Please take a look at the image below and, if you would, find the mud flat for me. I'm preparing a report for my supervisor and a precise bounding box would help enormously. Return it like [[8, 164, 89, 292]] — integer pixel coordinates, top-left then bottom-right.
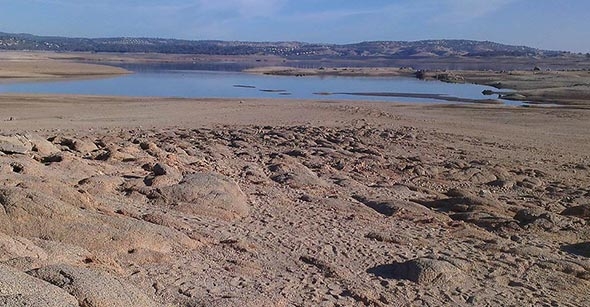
[[0, 92, 589, 306]]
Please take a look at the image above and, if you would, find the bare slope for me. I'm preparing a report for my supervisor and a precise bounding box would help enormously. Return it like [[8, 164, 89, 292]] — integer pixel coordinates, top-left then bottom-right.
[[0, 95, 588, 306]]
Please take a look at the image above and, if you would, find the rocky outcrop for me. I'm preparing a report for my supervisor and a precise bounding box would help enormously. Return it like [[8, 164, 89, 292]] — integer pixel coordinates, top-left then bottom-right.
[[0, 264, 78, 306], [29, 265, 160, 307], [370, 258, 465, 286], [152, 172, 250, 220]]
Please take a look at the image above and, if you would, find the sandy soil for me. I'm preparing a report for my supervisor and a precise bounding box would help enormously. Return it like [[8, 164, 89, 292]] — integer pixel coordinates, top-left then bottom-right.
[[0, 93, 589, 306], [0, 51, 129, 81]]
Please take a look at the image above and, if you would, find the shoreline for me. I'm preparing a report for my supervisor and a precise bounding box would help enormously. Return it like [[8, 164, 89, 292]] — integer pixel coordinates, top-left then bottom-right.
[[1, 51, 588, 107], [0, 93, 584, 132], [246, 66, 590, 107]]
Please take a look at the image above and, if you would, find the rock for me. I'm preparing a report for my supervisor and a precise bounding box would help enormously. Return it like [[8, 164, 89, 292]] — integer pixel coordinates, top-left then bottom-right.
[[268, 156, 328, 188], [154, 172, 249, 220], [0, 232, 48, 269], [517, 177, 543, 189], [299, 255, 340, 278], [0, 264, 78, 307], [416, 188, 509, 226], [32, 239, 93, 266], [0, 186, 195, 259], [561, 242, 590, 258], [486, 179, 514, 188], [284, 149, 308, 157], [450, 212, 516, 230], [352, 195, 431, 217], [464, 168, 497, 184], [537, 259, 589, 278], [0, 134, 60, 156], [515, 208, 577, 231], [369, 258, 465, 286], [58, 137, 98, 153], [41, 153, 64, 164], [561, 204, 590, 220], [152, 163, 168, 176], [365, 231, 401, 244], [0, 136, 28, 154], [139, 141, 155, 150], [23, 134, 61, 156], [141, 212, 188, 230], [242, 163, 268, 184], [77, 175, 125, 195], [299, 194, 313, 202], [29, 264, 159, 307], [91, 147, 136, 162], [144, 163, 182, 187], [514, 208, 547, 224], [0, 187, 81, 237]]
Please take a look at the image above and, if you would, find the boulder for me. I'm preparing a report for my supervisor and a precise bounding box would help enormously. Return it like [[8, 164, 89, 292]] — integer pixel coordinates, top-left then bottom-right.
[[0, 232, 48, 263], [29, 264, 159, 307], [152, 163, 169, 176], [58, 137, 98, 153], [268, 156, 328, 188], [515, 208, 578, 231], [416, 188, 512, 229], [0, 264, 78, 307], [0, 134, 60, 156], [0, 186, 195, 259], [561, 204, 590, 220], [144, 163, 182, 187], [23, 134, 61, 156], [154, 172, 249, 220], [369, 258, 465, 286], [0, 135, 28, 154]]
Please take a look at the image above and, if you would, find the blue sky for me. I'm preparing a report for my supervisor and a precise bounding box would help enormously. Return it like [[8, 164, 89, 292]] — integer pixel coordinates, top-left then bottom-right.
[[1, 0, 589, 52]]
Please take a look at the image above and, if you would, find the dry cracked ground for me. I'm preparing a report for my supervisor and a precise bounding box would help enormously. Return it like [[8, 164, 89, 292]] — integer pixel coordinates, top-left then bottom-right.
[[0, 117, 589, 306]]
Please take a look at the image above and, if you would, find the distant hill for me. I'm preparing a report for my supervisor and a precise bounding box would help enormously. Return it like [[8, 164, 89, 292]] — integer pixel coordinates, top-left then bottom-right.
[[0, 32, 566, 58]]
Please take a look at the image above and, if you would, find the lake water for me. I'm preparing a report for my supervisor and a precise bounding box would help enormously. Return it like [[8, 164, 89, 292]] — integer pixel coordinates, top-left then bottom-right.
[[0, 70, 508, 104]]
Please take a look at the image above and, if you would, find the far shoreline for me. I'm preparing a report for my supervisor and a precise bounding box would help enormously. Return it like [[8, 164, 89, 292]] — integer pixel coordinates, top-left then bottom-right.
[[245, 66, 590, 107], [1, 51, 589, 107]]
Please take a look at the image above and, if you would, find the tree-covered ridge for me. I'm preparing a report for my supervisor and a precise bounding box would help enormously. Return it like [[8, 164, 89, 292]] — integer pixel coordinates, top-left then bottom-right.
[[0, 32, 565, 58]]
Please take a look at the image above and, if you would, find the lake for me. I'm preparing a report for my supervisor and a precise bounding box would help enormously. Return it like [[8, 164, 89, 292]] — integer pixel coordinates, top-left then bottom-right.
[[0, 70, 509, 104]]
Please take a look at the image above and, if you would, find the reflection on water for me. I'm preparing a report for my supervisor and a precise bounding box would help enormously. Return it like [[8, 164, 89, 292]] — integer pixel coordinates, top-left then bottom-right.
[[0, 70, 513, 104]]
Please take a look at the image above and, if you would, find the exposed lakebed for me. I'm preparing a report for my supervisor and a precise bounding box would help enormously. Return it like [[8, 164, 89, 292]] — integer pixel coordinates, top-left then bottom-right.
[[0, 69, 511, 104]]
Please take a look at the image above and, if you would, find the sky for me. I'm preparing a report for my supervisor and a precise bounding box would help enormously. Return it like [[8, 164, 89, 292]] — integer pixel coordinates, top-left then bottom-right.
[[0, 0, 589, 52]]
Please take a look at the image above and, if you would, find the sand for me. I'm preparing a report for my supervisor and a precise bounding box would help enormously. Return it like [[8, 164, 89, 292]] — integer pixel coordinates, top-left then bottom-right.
[[0, 51, 129, 81], [0, 55, 589, 306]]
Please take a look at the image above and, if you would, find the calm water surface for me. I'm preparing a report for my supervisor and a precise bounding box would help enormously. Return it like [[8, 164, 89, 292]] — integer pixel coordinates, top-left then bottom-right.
[[0, 70, 508, 104]]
